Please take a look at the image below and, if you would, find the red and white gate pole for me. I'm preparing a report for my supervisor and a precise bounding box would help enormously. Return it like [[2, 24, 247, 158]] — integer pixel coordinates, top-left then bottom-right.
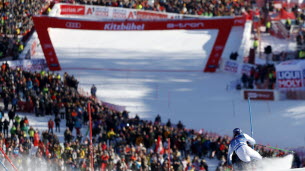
[[0, 147, 18, 171], [87, 102, 94, 171], [168, 138, 170, 171]]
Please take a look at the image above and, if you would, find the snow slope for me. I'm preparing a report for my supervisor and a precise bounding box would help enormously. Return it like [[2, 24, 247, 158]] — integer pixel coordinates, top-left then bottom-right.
[[31, 28, 305, 151]]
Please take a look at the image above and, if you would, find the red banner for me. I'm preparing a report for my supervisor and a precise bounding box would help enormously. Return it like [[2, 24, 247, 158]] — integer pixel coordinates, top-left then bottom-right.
[[244, 90, 275, 100], [60, 4, 85, 15], [32, 16, 239, 72]]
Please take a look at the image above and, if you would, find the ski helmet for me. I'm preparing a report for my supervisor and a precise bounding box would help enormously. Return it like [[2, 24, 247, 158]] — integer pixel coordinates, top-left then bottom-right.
[[233, 128, 242, 135]]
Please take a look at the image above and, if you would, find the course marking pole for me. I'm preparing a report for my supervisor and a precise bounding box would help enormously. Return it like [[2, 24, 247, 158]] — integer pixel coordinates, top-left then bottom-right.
[[0, 148, 17, 171], [0, 160, 8, 171], [248, 97, 253, 138]]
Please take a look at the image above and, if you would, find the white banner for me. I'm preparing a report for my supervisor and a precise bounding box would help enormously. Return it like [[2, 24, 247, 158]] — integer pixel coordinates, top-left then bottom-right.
[[6, 59, 48, 71], [54, 3, 183, 19], [221, 59, 255, 76]]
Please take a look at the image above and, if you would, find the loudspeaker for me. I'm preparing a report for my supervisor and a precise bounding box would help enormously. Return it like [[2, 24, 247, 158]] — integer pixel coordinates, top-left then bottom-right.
[[230, 52, 238, 60]]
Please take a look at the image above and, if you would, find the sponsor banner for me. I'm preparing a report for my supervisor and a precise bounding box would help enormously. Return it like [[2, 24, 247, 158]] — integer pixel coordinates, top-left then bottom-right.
[[86, 6, 110, 17], [168, 14, 182, 19], [182, 15, 246, 27], [234, 16, 246, 26], [244, 90, 275, 100], [60, 4, 85, 15], [65, 21, 82, 29], [104, 22, 145, 30], [221, 59, 255, 76], [40, 41, 61, 70], [60, 4, 182, 19], [166, 21, 205, 29], [30, 40, 37, 57], [241, 63, 255, 76], [19, 32, 39, 59], [7, 59, 47, 71], [112, 8, 128, 19], [136, 11, 168, 19], [224, 60, 238, 73], [277, 71, 302, 88]]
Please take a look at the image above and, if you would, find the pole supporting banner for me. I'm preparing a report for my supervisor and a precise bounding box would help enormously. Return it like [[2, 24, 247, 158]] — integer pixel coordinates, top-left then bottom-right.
[[87, 102, 94, 171]]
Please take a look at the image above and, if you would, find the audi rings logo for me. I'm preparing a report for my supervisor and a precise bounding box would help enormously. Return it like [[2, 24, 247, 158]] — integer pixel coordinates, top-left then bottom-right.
[[65, 22, 81, 29]]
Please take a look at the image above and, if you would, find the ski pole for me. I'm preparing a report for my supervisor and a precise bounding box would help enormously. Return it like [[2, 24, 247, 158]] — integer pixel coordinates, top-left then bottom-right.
[[0, 148, 18, 171], [248, 97, 254, 148], [0, 160, 8, 171], [255, 144, 295, 153]]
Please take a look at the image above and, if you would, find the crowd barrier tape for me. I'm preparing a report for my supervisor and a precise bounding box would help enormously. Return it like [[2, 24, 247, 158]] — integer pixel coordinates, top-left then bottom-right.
[[4, 59, 48, 71]]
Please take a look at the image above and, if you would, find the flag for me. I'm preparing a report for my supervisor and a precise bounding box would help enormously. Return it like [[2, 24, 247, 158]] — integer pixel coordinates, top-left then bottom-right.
[[155, 136, 164, 154]]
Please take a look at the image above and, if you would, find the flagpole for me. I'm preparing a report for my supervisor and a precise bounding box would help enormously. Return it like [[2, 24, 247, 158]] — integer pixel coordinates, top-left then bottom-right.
[[87, 102, 94, 171]]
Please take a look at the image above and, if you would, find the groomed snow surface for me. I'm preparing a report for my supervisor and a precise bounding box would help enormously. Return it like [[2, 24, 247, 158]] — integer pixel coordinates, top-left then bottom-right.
[[27, 28, 305, 170]]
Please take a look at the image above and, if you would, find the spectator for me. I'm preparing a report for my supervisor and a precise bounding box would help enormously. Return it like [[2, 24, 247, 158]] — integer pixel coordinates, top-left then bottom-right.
[[74, 118, 82, 136], [0, 107, 3, 120], [177, 120, 184, 129], [155, 114, 161, 125], [59, 103, 66, 119], [8, 108, 15, 125], [253, 37, 259, 52], [285, 18, 292, 31], [55, 115, 61, 133], [48, 118, 54, 134], [3, 118, 9, 137], [3, 93, 10, 111], [91, 84, 97, 98], [265, 20, 271, 33], [28, 126, 35, 142], [33, 130, 40, 146]]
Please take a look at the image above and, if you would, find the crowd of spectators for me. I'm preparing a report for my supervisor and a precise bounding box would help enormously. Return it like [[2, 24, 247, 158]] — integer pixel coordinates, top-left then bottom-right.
[[72, 0, 253, 17], [239, 64, 276, 90], [0, 62, 301, 170], [0, 0, 49, 60]]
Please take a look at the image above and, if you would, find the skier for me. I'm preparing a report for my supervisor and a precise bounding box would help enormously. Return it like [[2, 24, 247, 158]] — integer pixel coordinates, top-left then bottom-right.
[[227, 128, 262, 165]]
